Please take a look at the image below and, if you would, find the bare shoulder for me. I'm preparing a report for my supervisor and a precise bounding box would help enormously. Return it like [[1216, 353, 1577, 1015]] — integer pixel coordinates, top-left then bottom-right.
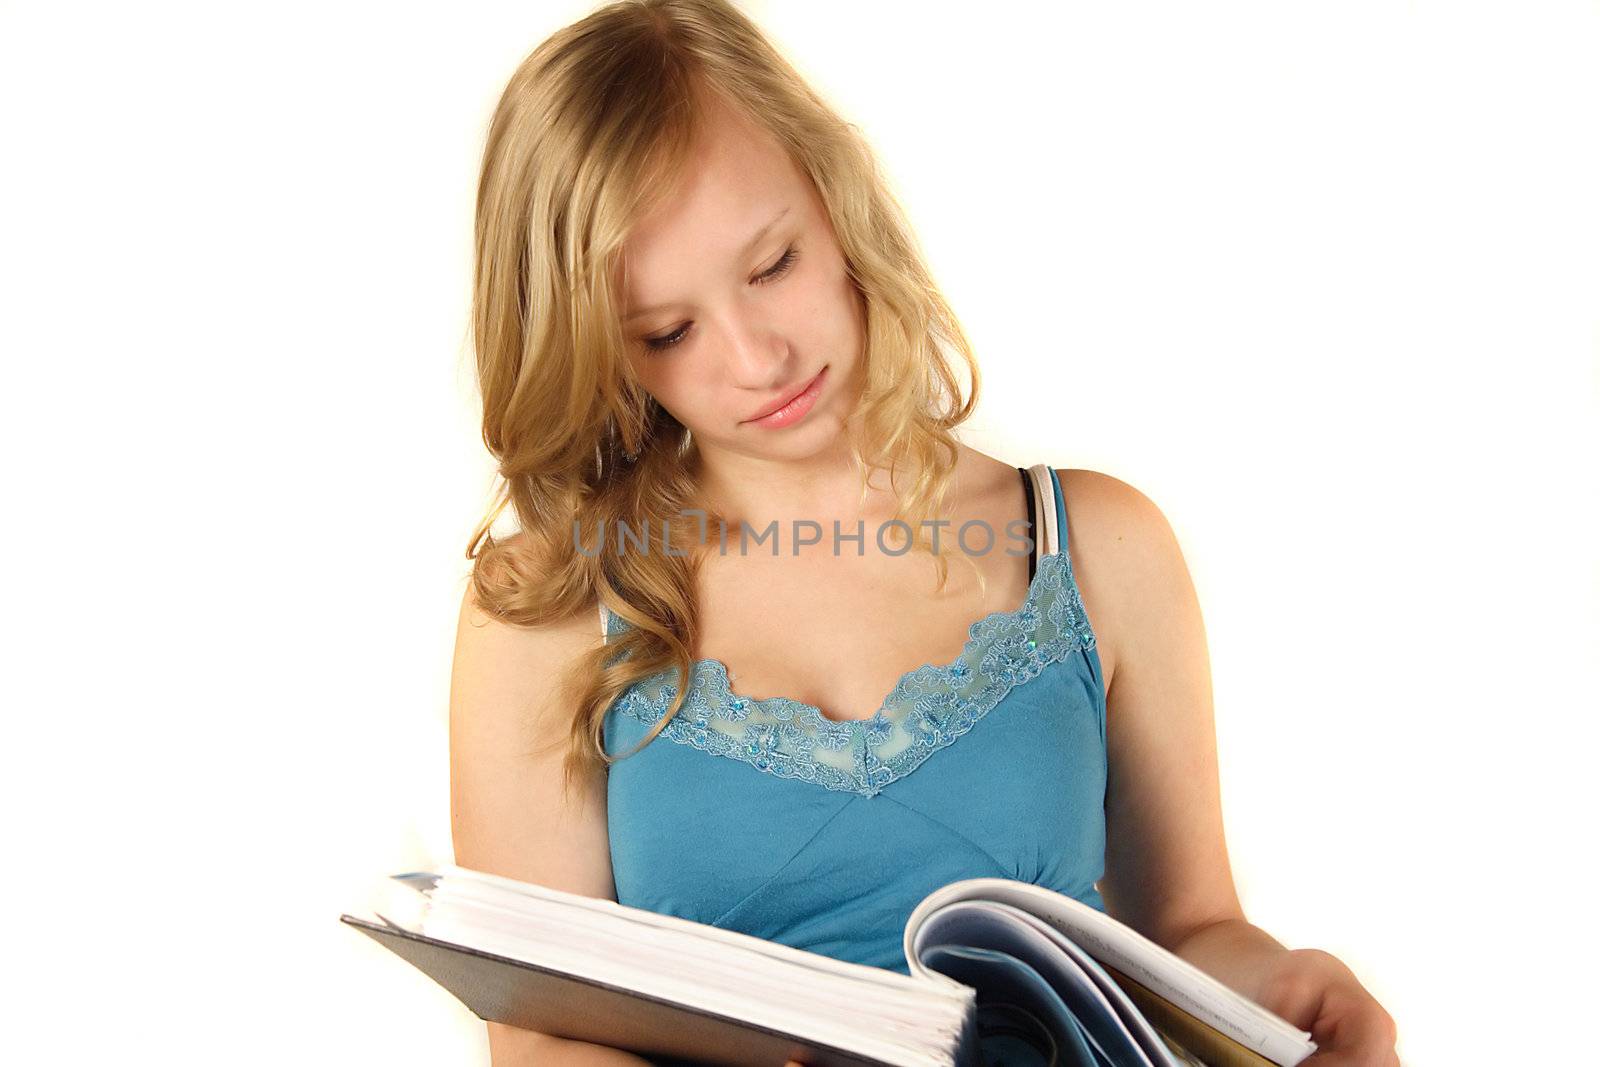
[[452, 582, 603, 708], [449, 582, 616, 901], [1053, 468, 1187, 693], [1053, 468, 1171, 539]]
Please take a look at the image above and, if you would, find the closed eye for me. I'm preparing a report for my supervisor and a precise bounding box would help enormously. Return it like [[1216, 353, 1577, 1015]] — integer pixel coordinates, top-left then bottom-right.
[[642, 245, 801, 352], [753, 245, 799, 286]]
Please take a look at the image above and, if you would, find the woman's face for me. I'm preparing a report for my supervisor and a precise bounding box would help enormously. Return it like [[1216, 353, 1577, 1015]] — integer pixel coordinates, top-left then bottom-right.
[[616, 97, 865, 463]]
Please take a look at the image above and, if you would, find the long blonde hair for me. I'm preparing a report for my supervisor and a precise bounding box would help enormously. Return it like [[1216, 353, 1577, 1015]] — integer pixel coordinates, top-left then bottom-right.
[[466, 0, 982, 801]]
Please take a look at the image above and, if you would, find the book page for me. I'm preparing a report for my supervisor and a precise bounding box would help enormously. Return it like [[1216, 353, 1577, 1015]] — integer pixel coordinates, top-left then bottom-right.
[[904, 879, 1315, 1067]]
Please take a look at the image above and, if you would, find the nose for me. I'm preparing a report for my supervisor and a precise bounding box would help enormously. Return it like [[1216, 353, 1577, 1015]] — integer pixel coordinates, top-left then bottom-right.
[[716, 305, 792, 390]]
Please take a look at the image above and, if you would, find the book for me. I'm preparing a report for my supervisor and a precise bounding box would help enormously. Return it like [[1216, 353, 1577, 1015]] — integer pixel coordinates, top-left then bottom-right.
[[341, 865, 1318, 1067]]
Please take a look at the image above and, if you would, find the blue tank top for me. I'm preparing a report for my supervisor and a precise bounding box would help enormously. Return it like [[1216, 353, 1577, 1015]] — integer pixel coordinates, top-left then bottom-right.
[[600, 464, 1108, 977]]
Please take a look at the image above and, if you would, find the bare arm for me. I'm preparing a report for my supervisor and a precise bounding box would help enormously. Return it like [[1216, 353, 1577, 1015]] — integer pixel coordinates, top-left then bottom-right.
[[1057, 469, 1248, 953], [484, 1026, 655, 1067], [1062, 469, 1398, 1064], [449, 583, 655, 1067]]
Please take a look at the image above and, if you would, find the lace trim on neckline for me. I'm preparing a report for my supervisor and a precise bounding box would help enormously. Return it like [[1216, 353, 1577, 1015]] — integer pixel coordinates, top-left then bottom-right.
[[609, 550, 1097, 797]]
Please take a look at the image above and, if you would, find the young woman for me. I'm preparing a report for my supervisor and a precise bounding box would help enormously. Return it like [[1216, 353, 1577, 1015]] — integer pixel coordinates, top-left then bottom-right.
[[448, 2, 1399, 1065]]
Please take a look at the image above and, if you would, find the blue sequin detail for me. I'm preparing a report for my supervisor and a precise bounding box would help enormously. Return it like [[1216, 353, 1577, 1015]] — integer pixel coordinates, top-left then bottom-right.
[[609, 550, 1097, 798]]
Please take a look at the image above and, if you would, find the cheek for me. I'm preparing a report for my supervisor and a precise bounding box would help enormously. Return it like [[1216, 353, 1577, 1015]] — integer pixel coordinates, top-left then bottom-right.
[[641, 355, 721, 420], [627, 356, 693, 419], [791, 262, 860, 343]]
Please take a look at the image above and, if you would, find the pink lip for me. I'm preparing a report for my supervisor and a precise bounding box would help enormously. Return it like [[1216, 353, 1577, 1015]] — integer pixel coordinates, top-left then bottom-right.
[[743, 367, 827, 427]]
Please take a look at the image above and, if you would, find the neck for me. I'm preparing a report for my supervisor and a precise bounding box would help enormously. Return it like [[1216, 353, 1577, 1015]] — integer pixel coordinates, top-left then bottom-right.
[[692, 447, 890, 532]]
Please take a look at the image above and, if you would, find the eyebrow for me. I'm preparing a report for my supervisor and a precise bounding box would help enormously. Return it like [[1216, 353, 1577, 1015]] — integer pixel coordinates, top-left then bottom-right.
[[623, 205, 792, 324]]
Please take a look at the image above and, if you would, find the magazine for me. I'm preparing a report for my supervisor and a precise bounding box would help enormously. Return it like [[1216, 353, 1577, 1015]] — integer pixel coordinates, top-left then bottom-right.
[[342, 865, 1316, 1067]]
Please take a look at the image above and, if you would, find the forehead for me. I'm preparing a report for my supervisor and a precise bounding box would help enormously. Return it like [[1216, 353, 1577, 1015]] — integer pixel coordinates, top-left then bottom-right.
[[620, 97, 809, 294]]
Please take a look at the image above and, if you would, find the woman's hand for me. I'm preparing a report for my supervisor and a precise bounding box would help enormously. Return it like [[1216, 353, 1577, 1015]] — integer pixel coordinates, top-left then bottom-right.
[[1255, 948, 1399, 1066]]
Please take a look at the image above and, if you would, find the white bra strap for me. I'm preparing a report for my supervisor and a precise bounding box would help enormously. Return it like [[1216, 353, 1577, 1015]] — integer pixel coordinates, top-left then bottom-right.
[[598, 599, 608, 639], [1025, 463, 1059, 558]]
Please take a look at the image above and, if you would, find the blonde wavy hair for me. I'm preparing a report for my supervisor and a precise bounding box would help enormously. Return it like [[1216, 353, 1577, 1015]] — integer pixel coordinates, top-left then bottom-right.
[[465, 0, 983, 801]]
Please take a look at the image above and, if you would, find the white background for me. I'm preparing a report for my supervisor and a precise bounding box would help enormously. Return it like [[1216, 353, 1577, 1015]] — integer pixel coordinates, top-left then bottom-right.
[[3, 1, 1595, 1063]]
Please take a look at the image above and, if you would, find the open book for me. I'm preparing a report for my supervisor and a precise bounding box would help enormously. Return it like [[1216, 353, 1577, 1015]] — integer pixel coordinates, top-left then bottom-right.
[[342, 865, 1316, 1067]]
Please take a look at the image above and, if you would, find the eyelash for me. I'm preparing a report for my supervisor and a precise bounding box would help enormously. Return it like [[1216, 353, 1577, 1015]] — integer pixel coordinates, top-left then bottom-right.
[[642, 246, 800, 352]]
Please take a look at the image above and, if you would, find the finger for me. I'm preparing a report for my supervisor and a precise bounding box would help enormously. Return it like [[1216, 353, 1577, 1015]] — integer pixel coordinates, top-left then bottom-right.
[[1319, 984, 1399, 1065], [1256, 958, 1330, 1031], [1299, 1045, 1399, 1067], [1299, 1051, 1363, 1067]]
